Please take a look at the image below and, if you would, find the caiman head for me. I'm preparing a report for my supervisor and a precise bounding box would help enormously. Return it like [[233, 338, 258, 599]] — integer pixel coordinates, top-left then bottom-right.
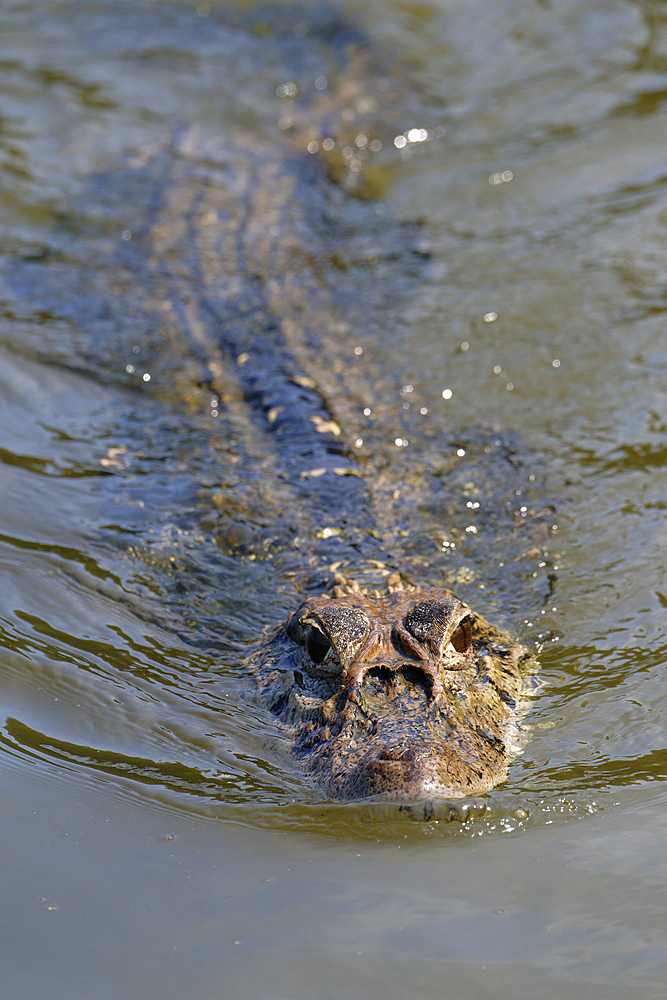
[[255, 573, 527, 801]]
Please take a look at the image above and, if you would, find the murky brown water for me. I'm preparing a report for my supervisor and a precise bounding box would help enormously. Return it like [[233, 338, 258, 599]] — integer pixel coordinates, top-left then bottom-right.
[[2, 0, 667, 995]]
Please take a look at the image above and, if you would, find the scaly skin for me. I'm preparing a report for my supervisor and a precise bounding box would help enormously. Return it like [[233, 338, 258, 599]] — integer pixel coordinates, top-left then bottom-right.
[[251, 573, 530, 801]]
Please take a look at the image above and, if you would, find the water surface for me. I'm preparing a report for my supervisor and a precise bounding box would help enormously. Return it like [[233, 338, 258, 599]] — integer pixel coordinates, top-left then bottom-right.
[[2, 0, 667, 995]]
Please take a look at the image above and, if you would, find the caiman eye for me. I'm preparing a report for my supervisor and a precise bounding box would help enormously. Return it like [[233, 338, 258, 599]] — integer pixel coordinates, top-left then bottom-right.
[[305, 626, 332, 664], [451, 617, 473, 653]]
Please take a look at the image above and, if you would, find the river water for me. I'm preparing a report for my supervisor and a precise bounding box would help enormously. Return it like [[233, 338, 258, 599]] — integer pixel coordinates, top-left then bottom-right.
[[2, 0, 667, 996]]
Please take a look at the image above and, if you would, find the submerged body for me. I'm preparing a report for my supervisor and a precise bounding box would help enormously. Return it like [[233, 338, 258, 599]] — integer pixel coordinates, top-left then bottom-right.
[[101, 128, 533, 800], [4, 12, 541, 803]]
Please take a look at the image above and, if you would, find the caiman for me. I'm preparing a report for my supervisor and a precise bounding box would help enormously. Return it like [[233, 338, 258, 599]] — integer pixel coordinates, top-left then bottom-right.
[[5, 5, 541, 804]]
